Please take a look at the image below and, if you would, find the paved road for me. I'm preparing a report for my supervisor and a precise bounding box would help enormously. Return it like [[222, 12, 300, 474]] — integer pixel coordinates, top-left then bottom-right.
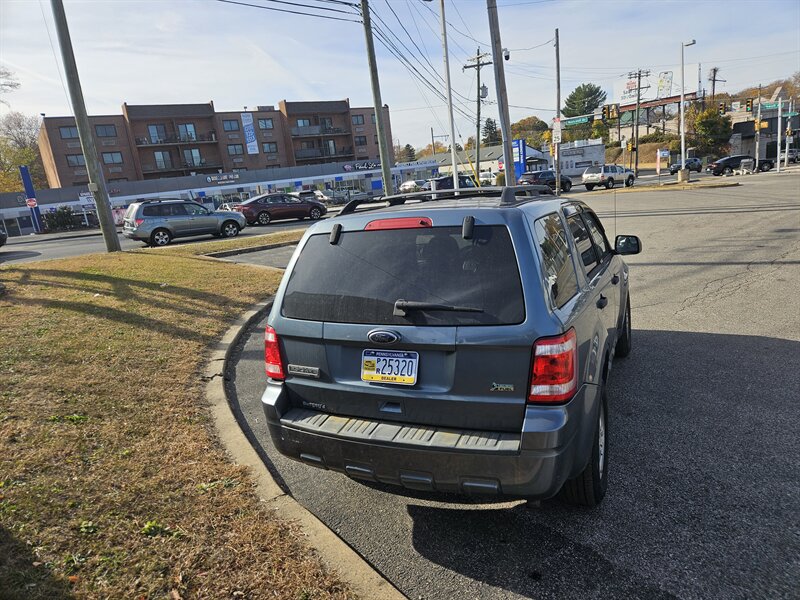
[[0, 219, 307, 265], [227, 171, 800, 599]]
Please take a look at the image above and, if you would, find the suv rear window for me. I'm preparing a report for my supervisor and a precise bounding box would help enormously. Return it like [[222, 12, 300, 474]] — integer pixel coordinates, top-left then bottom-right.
[[584, 166, 600, 174], [282, 226, 525, 326]]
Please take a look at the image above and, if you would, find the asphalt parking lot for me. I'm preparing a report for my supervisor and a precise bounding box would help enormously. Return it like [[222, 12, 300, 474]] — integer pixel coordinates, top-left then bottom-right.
[[226, 171, 799, 599]]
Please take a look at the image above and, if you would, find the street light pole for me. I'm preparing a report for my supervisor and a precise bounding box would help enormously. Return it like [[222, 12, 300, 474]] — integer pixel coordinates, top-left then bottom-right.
[[680, 39, 696, 173]]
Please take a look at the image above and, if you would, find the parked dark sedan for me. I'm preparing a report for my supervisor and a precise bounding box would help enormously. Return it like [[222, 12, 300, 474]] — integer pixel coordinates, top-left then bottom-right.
[[231, 193, 327, 225], [706, 155, 773, 175], [669, 157, 702, 174], [0, 227, 6, 248], [518, 170, 573, 192]]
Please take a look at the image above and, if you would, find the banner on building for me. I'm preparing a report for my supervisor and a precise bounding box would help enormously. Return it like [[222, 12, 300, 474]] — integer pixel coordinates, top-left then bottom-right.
[[241, 113, 259, 155], [656, 71, 673, 99]]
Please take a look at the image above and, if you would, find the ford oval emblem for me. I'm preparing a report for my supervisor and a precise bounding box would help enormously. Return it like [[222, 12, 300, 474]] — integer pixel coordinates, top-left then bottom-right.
[[368, 329, 401, 345]]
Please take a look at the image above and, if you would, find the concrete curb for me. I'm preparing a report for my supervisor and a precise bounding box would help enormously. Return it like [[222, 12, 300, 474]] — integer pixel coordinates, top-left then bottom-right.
[[205, 239, 299, 259], [205, 301, 405, 600], [586, 181, 741, 195], [6, 230, 122, 244]]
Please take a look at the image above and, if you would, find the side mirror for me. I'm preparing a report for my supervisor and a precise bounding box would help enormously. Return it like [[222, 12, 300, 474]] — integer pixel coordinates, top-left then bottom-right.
[[615, 235, 641, 255]]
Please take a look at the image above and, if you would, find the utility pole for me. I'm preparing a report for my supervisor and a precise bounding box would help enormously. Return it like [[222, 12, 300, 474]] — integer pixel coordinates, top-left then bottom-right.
[[554, 28, 562, 195], [755, 84, 762, 171], [360, 0, 394, 195], [464, 49, 491, 184], [777, 97, 782, 173], [628, 68, 650, 177], [430, 0, 460, 190], [50, 0, 120, 252], [430, 127, 448, 157], [708, 67, 726, 103], [487, 0, 515, 185]]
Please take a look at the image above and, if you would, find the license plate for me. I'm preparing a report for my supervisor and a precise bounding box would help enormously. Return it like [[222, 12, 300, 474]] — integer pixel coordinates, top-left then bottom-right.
[[361, 349, 418, 385]]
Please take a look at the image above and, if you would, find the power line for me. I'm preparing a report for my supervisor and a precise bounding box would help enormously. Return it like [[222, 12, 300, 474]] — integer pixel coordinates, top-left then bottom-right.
[[214, 0, 361, 22], [37, 0, 71, 109]]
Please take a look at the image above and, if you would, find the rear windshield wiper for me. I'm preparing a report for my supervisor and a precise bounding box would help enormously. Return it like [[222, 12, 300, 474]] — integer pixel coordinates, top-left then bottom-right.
[[393, 299, 484, 317]]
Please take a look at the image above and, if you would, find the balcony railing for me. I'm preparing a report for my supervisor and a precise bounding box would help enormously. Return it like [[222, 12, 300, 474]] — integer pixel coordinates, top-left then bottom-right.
[[135, 132, 217, 146], [291, 125, 351, 137], [295, 146, 354, 160], [141, 160, 221, 173]]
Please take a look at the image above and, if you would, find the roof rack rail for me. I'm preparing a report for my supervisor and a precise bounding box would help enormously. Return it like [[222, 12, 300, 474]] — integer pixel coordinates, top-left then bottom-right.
[[337, 185, 552, 216]]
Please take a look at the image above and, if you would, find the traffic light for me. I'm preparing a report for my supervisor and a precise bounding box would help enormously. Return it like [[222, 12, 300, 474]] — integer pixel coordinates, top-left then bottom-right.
[[626, 141, 633, 152], [609, 104, 620, 119], [745, 98, 753, 112], [718, 103, 726, 116], [602, 105, 609, 120]]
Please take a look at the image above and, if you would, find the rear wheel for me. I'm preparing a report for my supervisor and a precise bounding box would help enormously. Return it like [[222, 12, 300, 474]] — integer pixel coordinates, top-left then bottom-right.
[[149, 228, 171, 247], [221, 220, 240, 238], [257, 211, 271, 225], [558, 388, 608, 507], [585, 184, 595, 191], [563, 181, 572, 192], [605, 178, 615, 189], [723, 166, 733, 175], [615, 297, 632, 358], [625, 176, 634, 187]]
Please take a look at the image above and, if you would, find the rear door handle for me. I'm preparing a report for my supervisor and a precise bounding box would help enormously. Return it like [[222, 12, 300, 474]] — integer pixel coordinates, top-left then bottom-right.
[[597, 295, 608, 309], [611, 273, 620, 285]]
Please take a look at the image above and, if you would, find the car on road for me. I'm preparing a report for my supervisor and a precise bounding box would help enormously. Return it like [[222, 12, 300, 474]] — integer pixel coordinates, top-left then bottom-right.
[[669, 157, 703, 174], [582, 164, 635, 190], [420, 174, 477, 191], [706, 154, 773, 175], [122, 199, 246, 247], [478, 171, 497, 186], [297, 189, 331, 203], [518, 169, 573, 192], [779, 149, 798, 163], [230, 192, 327, 226], [398, 179, 427, 193], [0, 227, 6, 248], [261, 186, 642, 507]]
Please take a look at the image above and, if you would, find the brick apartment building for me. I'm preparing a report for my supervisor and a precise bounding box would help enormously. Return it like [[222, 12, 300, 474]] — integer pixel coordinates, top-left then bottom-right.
[[38, 99, 393, 188]]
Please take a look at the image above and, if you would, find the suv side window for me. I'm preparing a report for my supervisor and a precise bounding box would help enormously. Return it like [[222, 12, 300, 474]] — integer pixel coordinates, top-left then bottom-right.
[[567, 214, 599, 274], [167, 204, 188, 216], [582, 211, 611, 261], [184, 203, 207, 216], [532, 213, 578, 309], [142, 205, 161, 217]]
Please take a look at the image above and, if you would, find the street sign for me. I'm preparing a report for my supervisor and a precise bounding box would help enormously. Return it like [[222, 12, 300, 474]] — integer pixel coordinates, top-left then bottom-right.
[[26, 198, 37, 208], [563, 116, 590, 127], [759, 121, 769, 129], [552, 118, 562, 143], [761, 102, 779, 110], [785, 111, 799, 118]]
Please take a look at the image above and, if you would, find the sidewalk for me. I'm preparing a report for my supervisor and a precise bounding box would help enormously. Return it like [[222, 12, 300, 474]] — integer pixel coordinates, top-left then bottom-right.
[[6, 228, 121, 245]]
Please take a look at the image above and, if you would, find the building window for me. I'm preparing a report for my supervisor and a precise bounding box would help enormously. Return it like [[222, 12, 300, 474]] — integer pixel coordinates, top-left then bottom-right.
[[102, 152, 123, 164], [183, 148, 202, 166], [178, 123, 196, 141], [374, 135, 378, 144], [371, 113, 376, 124], [262, 142, 278, 153], [154, 151, 172, 169], [354, 136, 367, 146], [300, 141, 315, 149], [258, 118, 274, 130], [148, 124, 167, 143], [321, 117, 333, 129], [227, 144, 244, 156], [223, 119, 240, 131], [95, 124, 117, 137], [59, 126, 79, 139], [352, 114, 365, 125], [66, 154, 85, 166], [297, 118, 311, 127]]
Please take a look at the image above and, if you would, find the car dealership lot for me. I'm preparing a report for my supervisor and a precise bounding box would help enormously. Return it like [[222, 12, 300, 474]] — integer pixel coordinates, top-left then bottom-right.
[[227, 173, 799, 599]]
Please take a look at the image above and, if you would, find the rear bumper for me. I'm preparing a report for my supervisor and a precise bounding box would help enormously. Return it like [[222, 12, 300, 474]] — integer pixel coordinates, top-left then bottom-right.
[[261, 382, 601, 499]]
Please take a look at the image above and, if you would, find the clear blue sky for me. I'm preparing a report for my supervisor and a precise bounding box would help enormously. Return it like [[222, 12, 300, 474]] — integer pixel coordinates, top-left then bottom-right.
[[1, 0, 798, 148]]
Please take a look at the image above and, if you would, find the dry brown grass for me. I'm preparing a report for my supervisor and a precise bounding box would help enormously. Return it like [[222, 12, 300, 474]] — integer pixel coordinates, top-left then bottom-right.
[[0, 253, 352, 599]]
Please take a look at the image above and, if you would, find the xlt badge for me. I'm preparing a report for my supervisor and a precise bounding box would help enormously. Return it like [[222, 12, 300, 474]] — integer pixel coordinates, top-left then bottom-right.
[[490, 383, 514, 392], [288, 364, 320, 378]]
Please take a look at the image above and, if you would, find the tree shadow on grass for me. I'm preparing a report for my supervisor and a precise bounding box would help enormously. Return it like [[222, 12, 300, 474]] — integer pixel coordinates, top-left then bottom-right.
[[0, 525, 72, 599]]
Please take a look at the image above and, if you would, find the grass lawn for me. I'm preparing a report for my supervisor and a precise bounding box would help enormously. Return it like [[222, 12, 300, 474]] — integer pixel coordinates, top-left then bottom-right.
[[0, 250, 351, 599]]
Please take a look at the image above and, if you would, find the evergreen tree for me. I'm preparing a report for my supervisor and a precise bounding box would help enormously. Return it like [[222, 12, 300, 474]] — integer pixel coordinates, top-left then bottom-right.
[[482, 118, 501, 145], [562, 83, 607, 118], [401, 143, 416, 162]]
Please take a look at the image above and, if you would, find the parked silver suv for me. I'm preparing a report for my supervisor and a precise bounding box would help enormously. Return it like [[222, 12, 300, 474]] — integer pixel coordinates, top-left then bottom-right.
[[122, 199, 246, 246], [261, 186, 642, 506], [582, 164, 635, 190]]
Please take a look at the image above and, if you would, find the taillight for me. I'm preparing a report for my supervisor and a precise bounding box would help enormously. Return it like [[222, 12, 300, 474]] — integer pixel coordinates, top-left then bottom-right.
[[265, 325, 285, 380], [365, 217, 432, 230], [135, 218, 145, 226], [529, 329, 577, 403]]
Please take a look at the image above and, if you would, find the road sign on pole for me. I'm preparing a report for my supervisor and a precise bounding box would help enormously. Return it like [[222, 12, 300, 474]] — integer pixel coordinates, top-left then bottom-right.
[[552, 118, 562, 143], [26, 198, 37, 208]]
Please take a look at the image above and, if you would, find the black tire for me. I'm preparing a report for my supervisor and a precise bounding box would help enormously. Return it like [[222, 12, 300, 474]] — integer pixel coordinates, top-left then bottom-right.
[[760, 162, 771, 172], [221, 220, 240, 238], [615, 296, 632, 358], [558, 388, 608, 507], [625, 176, 634, 187], [309, 207, 322, 220], [257, 211, 271, 225], [149, 228, 171, 247], [585, 184, 595, 191], [723, 167, 733, 175], [563, 181, 572, 192], [605, 178, 615, 189]]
